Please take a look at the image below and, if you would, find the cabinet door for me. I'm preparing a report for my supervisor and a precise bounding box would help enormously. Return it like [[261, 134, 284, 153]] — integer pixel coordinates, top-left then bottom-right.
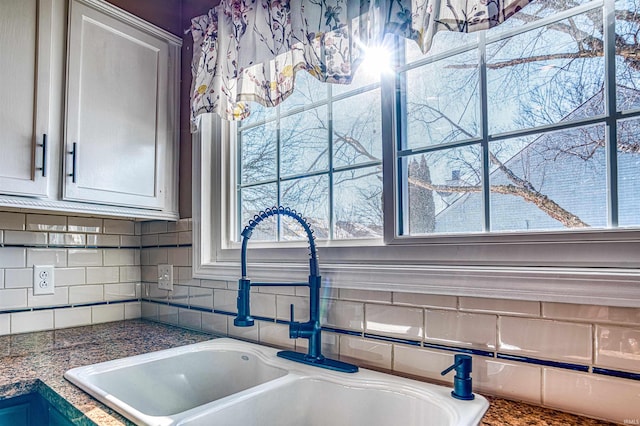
[[0, 0, 52, 197], [64, 0, 172, 210]]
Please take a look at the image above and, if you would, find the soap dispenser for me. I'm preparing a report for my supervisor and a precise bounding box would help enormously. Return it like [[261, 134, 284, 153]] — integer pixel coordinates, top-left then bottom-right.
[[440, 354, 475, 400]]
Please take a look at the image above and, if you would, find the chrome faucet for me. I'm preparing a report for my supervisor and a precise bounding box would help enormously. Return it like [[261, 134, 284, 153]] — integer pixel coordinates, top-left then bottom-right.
[[234, 206, 358, 373]]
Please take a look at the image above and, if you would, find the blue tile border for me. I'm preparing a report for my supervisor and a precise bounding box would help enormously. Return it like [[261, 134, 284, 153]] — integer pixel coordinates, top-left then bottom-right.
[[321, 326, 362, 336], [496, 353, 589, 372], [422, 342, 495, 358], [0, 299, 140, 315], [593, 367, 640, 381], [364, 333, 421, 346]]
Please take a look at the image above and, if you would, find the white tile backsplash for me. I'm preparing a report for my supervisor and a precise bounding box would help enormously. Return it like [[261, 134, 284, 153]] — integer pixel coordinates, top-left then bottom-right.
[[543, 302, 640, 325], [0, 289, 27, 309], [28, 287, 69, 307], [26, 214, 66, 231], [201, 311, 228, 335], [104, 283, 137, 301], [365, 304, 423, 340], [26, 248, 66, 267], [103, 219, 135, 235], [11, 310, 53, 333], [323, 299, 364, 331], [595, 324, 640, 372], [4, 231, 47, 246], [69, 285, 104, 304], [543, 368, 640, 423], [92, 304, 125, 323], [339, 335, 392, 370], [86, 267, 119, 284], [55, 307, 92, 328], [67, 216, 102, 233], [55, 268, 86, 286], [0, 212, 26, 230], [499, 317, 592, 364], [48, 233, 85, 247], [425, 310, 497, 350], [4, 268, 33, 289], [0, 248, 26, 268], [67, 249, 101, 267], [258, 321, 294, 349]]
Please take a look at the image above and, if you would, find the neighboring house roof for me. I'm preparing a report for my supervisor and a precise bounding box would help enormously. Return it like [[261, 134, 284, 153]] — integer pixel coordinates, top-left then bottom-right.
[[434, 86, 640, 232]]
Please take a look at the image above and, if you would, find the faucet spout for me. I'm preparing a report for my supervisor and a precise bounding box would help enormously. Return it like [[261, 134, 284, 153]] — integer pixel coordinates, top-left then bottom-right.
[[234, 206, 357, 373]]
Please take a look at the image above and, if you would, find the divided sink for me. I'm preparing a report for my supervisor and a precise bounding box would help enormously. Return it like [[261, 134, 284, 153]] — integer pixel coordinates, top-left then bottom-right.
[[64, 338, 489, 425]]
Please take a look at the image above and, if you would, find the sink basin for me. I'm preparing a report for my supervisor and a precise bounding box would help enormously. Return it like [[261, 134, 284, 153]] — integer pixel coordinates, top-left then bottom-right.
[[65, 338, 489, 426], [186, 376, 478, 426], [64, 340, 288, 425]]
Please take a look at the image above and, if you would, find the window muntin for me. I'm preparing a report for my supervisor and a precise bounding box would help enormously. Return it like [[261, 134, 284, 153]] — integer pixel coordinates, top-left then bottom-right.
[[237, 67, 383, 242], [236, 0, 640, 242]]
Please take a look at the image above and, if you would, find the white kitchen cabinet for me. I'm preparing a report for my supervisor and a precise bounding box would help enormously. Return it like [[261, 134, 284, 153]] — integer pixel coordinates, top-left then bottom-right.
[[0, 0, 53, 198], [64, 0, 180, 212], [0, 0, 180, 220]]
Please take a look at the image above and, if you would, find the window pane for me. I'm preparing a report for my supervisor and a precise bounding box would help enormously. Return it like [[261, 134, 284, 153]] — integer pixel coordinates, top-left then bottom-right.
[[487, 9, 605, 134], [240, 184, 278, 241], [404, 49, 480, 149], [281, 175, 329, 240], [333, 89, 382, 168], [281, 70, 327, 114], [241, 102, 276, 127], [616, 0, 640, 112], [334, 166, 383, 239], [618, 118, 640, 227], [488, 0, 595, 36], [404, 32, 476, 65], [405, 146, 483, 235], [240, 123, 277, 184], [490, 125, 607, 231], [333, 59, 381, 96], [280, 106, 328, 177]]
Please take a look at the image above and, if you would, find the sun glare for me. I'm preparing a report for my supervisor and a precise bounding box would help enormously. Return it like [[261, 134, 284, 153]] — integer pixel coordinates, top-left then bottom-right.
[[361, 44, 393, 77]]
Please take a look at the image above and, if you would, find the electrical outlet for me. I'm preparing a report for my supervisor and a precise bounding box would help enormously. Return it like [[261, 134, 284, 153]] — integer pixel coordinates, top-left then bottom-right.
[[158, 264, 173, 291], [33, 265, 55, 295]]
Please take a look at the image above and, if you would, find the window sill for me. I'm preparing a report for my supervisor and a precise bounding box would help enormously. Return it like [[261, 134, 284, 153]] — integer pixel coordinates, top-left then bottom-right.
[[193, 258, 640, 308]]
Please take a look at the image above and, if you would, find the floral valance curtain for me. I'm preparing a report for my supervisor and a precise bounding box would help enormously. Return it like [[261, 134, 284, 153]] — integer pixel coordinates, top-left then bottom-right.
[[189, 0, 532, 129]]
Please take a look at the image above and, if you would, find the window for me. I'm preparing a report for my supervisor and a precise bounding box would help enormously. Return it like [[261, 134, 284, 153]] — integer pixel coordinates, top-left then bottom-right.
[[194, 0, 640, 306]]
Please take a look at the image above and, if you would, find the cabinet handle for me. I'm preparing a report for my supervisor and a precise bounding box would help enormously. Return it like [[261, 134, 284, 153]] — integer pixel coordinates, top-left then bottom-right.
[[36, 134, 47, 177], [69, 142, 77, 183]]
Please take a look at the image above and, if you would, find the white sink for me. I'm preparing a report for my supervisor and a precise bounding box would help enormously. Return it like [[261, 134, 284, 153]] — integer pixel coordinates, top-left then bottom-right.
[[65, 338, 489, 426]]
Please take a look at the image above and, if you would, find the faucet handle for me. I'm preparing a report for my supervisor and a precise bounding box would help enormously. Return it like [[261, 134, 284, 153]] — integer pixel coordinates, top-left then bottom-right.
[[289, 303, 302, 339]]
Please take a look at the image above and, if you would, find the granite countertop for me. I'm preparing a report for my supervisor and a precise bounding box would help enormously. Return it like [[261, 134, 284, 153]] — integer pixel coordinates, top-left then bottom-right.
[[0, 319, 617, 425]]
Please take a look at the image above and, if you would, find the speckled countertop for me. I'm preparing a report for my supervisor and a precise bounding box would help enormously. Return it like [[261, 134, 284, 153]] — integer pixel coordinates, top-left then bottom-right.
[[0, 320, 618, 425]]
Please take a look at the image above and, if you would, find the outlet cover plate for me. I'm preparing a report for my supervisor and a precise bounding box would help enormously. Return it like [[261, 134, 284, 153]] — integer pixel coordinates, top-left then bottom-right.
[[158, 264, 173, 291], [33, 265, 55, 295]]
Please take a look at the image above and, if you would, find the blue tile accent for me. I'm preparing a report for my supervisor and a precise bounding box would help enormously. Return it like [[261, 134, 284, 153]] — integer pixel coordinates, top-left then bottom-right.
[[321, 326, 362, 336], [496, 353, 589, 372], [253, 315, 275, 322], [186, 305, 214, 313], [363, 333, 421, 346], [0, 308, 32, 315], [213, 309, 237, 317], [422, 342, 495, 358], [0, 299, 138, 315], [593, 367, 640, 381]]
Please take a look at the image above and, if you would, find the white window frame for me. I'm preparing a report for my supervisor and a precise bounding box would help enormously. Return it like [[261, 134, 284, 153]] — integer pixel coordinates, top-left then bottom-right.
[[192, 0, 640, 307]]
